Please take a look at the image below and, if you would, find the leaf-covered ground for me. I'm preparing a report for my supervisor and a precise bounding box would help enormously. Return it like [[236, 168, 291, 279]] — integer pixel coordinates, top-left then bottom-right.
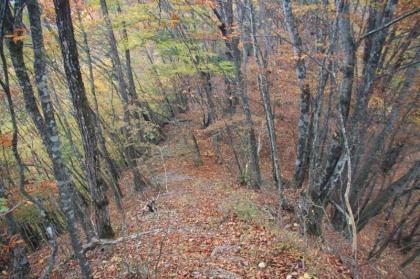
[[27, 119, 415, 278]]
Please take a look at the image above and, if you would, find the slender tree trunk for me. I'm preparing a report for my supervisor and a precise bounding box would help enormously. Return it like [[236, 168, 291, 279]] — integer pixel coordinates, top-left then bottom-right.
[[99, 0, 147, 192], [213, 0, 238, 114], [53, 0, 114, 240], [232, 35, 261, 188], [249, 2, 283, 194], [282, 0, 311, 188], [201, 71, 216, 127], [116, 1, 152, 124], [74, 0, 123, 208], [144, 48, 176, 118], [4, 2, 92, 277]]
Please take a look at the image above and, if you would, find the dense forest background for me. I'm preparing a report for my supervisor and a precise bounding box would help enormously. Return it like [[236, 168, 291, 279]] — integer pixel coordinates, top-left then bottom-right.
[[0, 0, 418, 278]]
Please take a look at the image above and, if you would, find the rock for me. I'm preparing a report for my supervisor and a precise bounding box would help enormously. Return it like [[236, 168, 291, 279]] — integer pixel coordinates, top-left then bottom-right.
[[258, 262, 266, 269], [205, 268, 242, 279], [286, 275, 292, 279], [291, 271, 298, 276]]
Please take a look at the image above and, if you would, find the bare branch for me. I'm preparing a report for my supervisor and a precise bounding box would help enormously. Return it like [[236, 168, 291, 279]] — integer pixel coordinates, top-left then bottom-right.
[[358, 8, 420, 43]]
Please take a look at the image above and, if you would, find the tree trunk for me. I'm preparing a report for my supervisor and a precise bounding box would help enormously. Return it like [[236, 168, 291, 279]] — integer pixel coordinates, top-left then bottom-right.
[[249, 2, 283, 194], [201, 71, 216, 127], [213, 132, 222, 164], [353, 0, 398, 125], [4, 2, 92, 277], [116, 1, 153, 123], [213, 0, 238, 115], [99, 0, 147, 192], [74, 0, 123, 208], [53, 0, 114, 240], [233, 42, 261, 188], [282, 0, 312, 188], [228, 2, 261, 188]]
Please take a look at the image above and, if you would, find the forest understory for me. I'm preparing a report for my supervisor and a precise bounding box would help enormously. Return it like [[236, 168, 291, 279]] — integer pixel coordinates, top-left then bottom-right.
[[22, 117, 418, 279]]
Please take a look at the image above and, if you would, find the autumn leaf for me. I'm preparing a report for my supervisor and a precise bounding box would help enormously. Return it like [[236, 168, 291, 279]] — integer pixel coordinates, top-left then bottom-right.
[[0, 133, 12, 148], [169, 12, 180, 28], [170, 12, 180, 21]]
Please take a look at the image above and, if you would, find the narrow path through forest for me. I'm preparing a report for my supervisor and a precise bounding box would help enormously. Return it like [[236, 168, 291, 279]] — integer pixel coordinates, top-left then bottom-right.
[[32, 122, 352, 278]]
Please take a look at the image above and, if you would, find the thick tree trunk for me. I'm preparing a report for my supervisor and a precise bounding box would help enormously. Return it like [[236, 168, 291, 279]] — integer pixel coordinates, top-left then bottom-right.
[[307, 143, 345, 236], [353, 0, 398, 125], [305, 0, 357, 236]]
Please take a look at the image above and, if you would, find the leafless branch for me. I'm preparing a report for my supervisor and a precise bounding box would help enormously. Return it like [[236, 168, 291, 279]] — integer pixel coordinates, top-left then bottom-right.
[[358, 8, 420, 43]]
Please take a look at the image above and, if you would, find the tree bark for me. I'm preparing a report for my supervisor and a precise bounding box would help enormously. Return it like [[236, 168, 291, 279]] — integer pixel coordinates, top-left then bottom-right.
[[116, 1, 153, 123], [74, 0, 123, 208], [227, 0, 261, 188], [249, 2, 283, 194], [4, 1, 92, 277], [53, 0, 114, 240], [233, 42, 261, 188], [213, 0, 238, 114], [282, 0, 312, 188]]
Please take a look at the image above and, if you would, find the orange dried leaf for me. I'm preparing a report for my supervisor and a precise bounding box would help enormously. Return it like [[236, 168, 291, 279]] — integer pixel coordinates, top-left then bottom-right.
[[0, 133, 12, 148], [170, 12, 180, 21]]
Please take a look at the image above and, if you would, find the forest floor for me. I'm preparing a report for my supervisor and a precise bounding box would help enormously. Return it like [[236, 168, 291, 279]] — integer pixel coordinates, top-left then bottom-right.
[[28, 117, 417, 279]]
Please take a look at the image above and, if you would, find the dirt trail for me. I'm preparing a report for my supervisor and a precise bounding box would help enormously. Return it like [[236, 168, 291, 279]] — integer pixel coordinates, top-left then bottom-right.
[[31, 122, 350, 279], [85, 124, 347, 279]]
